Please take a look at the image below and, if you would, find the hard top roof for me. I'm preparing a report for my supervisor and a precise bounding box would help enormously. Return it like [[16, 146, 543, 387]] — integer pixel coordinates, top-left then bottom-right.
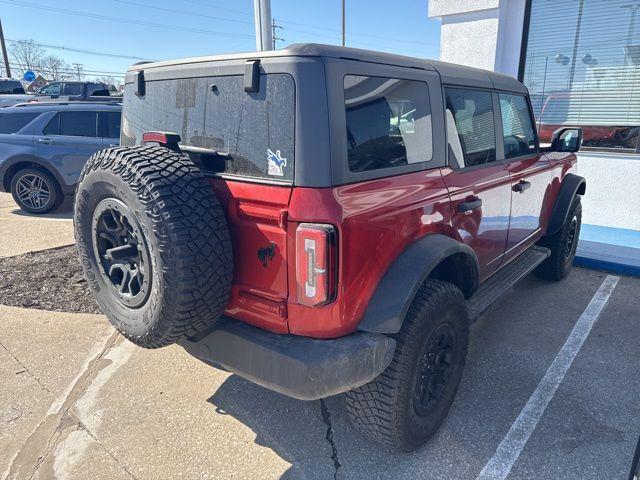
[[128, 43, 527, 94]]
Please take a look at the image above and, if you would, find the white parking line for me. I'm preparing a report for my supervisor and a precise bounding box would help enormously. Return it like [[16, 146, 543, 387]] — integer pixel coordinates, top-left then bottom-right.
[[476, 274, 620, 480]]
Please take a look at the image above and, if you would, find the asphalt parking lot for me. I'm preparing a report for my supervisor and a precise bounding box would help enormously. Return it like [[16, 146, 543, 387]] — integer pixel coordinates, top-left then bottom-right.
[[1, 191, 639, 480]]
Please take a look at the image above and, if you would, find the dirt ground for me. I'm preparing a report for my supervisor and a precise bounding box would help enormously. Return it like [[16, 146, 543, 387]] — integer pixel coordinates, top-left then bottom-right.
[[0, 245, 100, 314]]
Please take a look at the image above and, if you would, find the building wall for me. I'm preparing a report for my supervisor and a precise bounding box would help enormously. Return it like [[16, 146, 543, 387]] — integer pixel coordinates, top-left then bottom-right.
[[429, 0, 526, 76], [577, 153, 640, 230]]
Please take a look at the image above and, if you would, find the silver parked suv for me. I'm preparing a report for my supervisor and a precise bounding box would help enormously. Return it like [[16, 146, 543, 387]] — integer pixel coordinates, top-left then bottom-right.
[[0, 102, 121, 213]]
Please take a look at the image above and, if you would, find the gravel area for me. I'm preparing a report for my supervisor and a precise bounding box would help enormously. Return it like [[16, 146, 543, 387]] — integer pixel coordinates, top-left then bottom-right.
[[0, 245, 101, 314]]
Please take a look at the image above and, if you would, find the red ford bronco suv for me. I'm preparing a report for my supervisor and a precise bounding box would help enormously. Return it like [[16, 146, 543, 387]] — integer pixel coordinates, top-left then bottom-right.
[[74, 44, 585, 451]]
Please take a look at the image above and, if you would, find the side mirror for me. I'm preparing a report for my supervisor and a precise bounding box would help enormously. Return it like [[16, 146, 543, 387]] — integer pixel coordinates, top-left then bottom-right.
[[550, 127, 582, 153]]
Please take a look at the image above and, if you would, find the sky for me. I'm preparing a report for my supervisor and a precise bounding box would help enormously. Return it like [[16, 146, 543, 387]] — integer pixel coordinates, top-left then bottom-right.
[[0, 0, 441, 83]]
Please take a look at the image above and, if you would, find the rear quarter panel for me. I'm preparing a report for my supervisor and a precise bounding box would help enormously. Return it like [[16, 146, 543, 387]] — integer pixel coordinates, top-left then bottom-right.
[[286, 169, 452, 338]]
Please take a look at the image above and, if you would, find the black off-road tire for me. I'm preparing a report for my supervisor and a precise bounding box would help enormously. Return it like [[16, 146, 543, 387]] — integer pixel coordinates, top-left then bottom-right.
[[10, 167, 63, 214], [346, 279, 469, 451], [536, 196, 582, 281], [74, 146, 233, 348]]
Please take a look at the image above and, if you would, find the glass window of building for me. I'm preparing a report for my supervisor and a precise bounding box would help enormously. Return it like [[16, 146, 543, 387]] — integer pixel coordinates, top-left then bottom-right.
[[521, 0, 640, 152]]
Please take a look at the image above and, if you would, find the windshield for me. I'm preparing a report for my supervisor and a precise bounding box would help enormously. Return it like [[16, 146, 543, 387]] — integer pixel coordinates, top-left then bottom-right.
[[122, 73, 295, 182]]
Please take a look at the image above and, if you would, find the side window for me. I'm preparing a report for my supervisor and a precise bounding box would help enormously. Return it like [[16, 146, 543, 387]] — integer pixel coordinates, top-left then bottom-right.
[[344, 75, 432, 173], [0, 113, 39, 134], [0, 80, 25, 94], [63, 83, 83, 96], [445, 88, 496, 168], [39, 83, 61, 96], [499, 93, 537, 158], [105, 111, 121, 138], [57, 111, 98, 137], [43, 113, 60, 135], [89, 85, 110, 96]]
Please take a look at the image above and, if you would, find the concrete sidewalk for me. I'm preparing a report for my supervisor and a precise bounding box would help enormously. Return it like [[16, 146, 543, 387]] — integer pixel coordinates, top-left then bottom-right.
[[0, 193, 74, 258], [1, 268, 639, 480]]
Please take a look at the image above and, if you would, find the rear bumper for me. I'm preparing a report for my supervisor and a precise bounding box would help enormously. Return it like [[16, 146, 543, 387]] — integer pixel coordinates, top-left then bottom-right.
[[180, 317, 396, 400]]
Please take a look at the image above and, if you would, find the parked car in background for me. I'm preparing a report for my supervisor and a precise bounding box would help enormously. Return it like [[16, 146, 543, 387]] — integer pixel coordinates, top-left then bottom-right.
[[0, 78, 32, 108], [538, 91, 639, 151], [0, 102, 121, 213], [32, 81, 121, 103]]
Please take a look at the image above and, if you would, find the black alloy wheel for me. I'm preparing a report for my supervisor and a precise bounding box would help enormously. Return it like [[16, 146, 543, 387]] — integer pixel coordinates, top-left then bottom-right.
[[92, 198, 151, 309], [413, 323, 457, 417]]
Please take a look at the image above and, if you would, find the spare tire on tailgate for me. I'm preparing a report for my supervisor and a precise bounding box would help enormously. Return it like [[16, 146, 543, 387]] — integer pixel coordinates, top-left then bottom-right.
[[74, 146, 233, 348]]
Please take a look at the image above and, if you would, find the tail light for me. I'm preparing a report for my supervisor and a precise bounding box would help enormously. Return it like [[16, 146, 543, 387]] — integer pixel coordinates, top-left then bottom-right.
[[142, 131, 181, 150], [295, 223, 337, 307]]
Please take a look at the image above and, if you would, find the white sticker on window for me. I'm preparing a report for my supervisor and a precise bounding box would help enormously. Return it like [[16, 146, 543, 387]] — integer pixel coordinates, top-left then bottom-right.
[[267, 148, 287, 176]]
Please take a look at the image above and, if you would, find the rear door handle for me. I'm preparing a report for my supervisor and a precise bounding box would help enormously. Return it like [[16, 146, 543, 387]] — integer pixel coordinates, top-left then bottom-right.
[[513, 180, 531, 193], [458, 197, 482, 213], [37, 138, 54, 145]]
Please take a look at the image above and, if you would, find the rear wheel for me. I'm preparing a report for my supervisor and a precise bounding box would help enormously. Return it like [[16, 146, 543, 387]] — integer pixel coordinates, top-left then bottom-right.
[[536, 196, 582, 281], [74, 146, 233, 348], [10, 167, 63, 214], [346, 279, 469, 451]]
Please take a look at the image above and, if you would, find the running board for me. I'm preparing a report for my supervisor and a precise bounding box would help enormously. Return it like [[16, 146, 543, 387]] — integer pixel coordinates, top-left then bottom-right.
[[467, 246, 550, 321]]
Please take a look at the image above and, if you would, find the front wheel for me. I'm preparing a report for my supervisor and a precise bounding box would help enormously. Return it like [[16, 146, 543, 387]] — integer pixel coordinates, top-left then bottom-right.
[[536, 196, 582, 281], [10, 167, 63, 214], [346, 279, 469, 451]]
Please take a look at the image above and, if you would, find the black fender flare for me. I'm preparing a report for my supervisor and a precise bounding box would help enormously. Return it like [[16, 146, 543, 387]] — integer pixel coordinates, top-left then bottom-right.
[[545, 173, 586, 236], [357, 234, 479, 334]]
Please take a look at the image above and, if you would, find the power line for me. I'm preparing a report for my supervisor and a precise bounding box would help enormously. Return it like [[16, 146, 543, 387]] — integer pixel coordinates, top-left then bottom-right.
[[8, 62, 125, 77], [180, 0, 253, 18], [275, 17, 436, 49], [111, 0, 254, 26], [0, 0, 254, 39], [6, 38, 148, 61]]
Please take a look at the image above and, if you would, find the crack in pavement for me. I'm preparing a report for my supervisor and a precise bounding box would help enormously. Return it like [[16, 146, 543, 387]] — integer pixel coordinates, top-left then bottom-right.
[[319, 399, 342, 480], [0, 339, 53, 395], [2, 330, 131, 480]]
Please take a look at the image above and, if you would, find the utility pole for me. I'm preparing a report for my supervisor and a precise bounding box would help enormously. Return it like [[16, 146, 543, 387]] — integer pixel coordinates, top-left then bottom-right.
[[271, 18, 284, 50], [72, 63, 83, 81], [341, 0, 346, 46], [0, 19, 11, 78], [253, 0, 273, 51]]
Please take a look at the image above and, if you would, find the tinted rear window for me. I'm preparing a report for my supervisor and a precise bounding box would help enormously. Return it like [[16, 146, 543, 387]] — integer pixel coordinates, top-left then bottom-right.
[[44, 111, 98, 137], [0, 80, 25, 94], [0, 112, 39, 134], [122, 74, 295, 182], [63, 83, 83, 96], [105, 111, 121, 138]]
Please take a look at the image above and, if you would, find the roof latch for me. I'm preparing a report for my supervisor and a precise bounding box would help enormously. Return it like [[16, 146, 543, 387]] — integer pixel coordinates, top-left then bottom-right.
[[244, 59, 260, 93], [135, 70, 145, 97]]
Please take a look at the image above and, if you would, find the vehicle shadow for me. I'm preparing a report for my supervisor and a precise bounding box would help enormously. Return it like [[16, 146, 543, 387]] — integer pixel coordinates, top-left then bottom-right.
[[207, 373, 454, 480], [207, 374, 340, 479], [9, 203, 73, 220]]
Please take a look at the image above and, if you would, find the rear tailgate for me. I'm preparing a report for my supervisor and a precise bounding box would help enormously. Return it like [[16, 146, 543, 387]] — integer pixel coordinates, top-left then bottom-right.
[[211, 179, 291, 332]]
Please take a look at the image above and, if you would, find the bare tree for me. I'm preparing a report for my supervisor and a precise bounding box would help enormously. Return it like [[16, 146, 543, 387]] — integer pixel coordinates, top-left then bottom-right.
[[39, 55, 70, 81], [9, 39, 44, 73], [94, 75, 119, 91]]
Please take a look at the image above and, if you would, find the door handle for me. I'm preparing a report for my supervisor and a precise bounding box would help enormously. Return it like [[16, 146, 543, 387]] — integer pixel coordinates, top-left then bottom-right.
[[37, 138, 54, 145], [458, 197, 483, 213], [513, 180, 531, 193]]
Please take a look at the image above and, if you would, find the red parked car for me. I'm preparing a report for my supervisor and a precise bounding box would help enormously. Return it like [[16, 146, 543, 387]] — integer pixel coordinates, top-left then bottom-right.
[[538, 91, 638, 150], [74, 44, 585, 451]]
